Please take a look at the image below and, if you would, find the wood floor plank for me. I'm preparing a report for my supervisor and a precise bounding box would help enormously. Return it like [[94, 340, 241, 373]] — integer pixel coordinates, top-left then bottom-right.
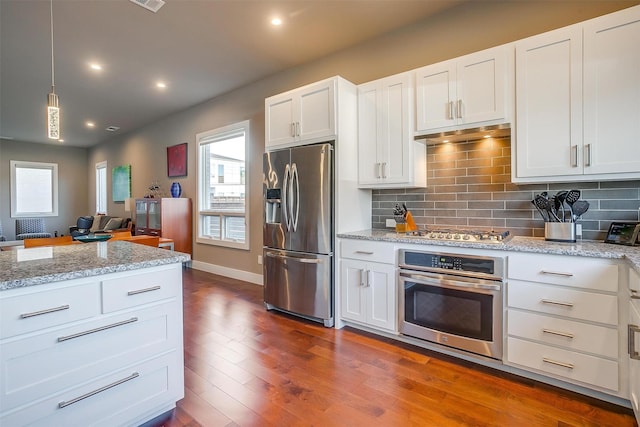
[[149, 268, 636, 427]]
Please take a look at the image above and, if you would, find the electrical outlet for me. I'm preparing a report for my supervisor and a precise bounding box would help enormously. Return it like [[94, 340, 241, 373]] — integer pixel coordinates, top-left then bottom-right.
[[258, 255, 263, 265], [386, 218, 396, 228], [576, 224, 582, 237]]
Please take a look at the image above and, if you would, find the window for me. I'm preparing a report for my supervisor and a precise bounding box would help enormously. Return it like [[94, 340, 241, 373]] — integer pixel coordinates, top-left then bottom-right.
[[196, 120, 249, 249], [10, 160, 59, 217], [96, 161, 107, 214]]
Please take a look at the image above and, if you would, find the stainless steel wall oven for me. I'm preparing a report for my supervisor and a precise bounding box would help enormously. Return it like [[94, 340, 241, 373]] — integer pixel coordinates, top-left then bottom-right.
[[399, 249, 505, 360]]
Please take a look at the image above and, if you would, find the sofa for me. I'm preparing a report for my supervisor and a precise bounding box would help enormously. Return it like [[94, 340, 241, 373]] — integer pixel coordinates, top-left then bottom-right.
[[69, 215, 132, 235]]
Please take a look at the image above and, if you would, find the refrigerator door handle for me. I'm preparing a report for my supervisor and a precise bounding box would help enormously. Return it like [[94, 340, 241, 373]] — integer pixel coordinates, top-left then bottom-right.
[[264, 251, 322, 264], [291, 163, 300, 232], [283, 164, 291, 231]]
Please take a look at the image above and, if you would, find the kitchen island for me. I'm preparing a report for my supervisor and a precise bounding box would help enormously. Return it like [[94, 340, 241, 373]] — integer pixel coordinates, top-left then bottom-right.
[[0, 241, 189, 426]]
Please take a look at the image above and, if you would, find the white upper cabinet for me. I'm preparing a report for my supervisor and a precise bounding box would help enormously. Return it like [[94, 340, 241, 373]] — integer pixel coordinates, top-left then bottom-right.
[[265, 78, 336, 149], [415, 45, 511, 134], [583, 6, 640, 175], [514, 25, 583, 180], [513, 5, 640, 182], [358, 72, 426, 188]]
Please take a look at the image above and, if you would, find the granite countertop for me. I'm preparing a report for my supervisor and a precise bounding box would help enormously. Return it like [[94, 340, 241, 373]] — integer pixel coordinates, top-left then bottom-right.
[[0, 241, 191, 291], [338, 229, 640, 273]]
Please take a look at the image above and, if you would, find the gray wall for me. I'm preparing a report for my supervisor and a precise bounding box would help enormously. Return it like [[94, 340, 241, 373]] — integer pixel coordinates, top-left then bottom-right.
[[0, 139, 88, 240], [372, 139, 640, 241]]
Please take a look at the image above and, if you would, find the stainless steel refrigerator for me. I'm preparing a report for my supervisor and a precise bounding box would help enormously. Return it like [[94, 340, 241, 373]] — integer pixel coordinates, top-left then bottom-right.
[[263, 142, 334, 327]]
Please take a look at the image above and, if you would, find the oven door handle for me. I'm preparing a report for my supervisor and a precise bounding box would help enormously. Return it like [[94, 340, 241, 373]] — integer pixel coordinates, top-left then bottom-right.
[[400, 272, 501, 292]]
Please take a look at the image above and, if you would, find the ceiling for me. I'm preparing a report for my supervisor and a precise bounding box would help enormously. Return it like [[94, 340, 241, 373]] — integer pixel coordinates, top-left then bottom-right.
[[0, 0, 465, 148]]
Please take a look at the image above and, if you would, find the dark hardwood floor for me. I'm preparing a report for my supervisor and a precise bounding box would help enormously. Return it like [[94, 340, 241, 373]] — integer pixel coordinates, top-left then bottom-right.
[[153, 268, 636, 427]]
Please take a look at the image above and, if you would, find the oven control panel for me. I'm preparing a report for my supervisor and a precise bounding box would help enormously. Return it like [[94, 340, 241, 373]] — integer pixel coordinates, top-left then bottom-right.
[[400, 250, 504, 279]]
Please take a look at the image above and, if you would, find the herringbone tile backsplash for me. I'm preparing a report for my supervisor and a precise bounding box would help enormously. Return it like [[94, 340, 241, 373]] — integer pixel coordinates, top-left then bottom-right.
[[372, 137, 640, 240]]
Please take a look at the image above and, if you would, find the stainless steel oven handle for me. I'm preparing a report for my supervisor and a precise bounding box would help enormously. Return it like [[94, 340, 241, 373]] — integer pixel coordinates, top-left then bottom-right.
[[400, 272, 501, 292]]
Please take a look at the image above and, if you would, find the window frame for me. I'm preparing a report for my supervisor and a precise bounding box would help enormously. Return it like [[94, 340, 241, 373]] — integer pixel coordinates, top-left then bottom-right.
[[196, 120, 250, 250], [95, 160, 107, 215], [10, 160, 59, 218]]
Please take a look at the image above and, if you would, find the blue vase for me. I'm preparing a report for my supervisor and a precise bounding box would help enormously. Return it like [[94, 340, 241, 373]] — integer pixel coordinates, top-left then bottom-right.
[[170, 182, 182, 198]]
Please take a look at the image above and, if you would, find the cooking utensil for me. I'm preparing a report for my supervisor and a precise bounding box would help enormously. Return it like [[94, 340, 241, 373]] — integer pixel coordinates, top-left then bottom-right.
[[571, 200, 590, 222], [554, 190, 568, 222], [531, 199, 548, 222], [534, 194, 560, 222], [565, 189, 581, 219]]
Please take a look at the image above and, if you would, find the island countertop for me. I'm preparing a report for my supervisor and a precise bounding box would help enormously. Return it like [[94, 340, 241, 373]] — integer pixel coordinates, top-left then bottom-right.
[[338, 229, 640, 274], [0, 240, 190, 291]]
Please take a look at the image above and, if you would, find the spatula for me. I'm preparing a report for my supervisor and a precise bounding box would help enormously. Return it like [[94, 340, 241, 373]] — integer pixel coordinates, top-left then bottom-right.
[[571, 200, 590, 222], [554, 190, 568, 222], [564, 189, 581, 220]]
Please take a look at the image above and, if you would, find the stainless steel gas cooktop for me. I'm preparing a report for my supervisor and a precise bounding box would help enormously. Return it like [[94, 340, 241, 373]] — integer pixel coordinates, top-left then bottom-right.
[[402, 228, 511, 243]]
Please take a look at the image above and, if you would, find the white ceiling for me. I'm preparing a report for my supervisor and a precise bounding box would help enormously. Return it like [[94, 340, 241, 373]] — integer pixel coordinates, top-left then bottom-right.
[[0, 0, 465, 148]]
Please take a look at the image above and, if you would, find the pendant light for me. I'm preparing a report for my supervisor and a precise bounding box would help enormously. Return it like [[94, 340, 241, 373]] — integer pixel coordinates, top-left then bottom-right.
[[47, 0, 60, 140]]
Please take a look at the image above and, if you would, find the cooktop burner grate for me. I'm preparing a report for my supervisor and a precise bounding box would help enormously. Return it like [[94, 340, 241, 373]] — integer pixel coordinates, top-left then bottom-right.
[[404, 228, 511, 243]]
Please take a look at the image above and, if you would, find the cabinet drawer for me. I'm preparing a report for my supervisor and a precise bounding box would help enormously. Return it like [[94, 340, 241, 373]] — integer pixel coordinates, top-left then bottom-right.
[[508, 253, 618, 292], [0, 302, 180, 413], [0, 282, 100, 339], [508, 310, 618, 359], [341, 239, 395, 264], [0, 351, 182, 427], [508, 281, 617, 325], [507, 337, 619, 391], [102, 266, 181, 313]]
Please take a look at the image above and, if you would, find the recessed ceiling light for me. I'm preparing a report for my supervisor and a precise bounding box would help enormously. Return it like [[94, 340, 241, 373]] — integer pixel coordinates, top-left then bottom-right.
[[271, 17, 282, 26], [86, 121, 95, 128], [105, 126, 120, 132], [156, 81, 167, 89], [89, 63, 102, 71]]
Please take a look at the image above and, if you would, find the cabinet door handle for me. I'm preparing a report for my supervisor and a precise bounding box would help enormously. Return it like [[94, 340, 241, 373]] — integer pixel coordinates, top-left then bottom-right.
[[381, 162, 387, 178], [354, 251, 374, 255], [57, 317, 138, 342], [584, 143, 592, 167], [541, 299, 574, 308], [457, 99, 463, 119], [291, 122, 296, 137], [540, 270, 574, 277], [542, 328, 574, 339], [629, 324, 640, 360], [127, 285, 161, 296], [296, 122, 300, 137], [448, 101, 454, 120], [20, 304, 70, 319], [542, 357, 574, 370], [571, 145, 578, 168], [375, 162, 381, 178], [58, 372, 139, 408], [359, 269, 366, 287], [365, 270, 370, 287]]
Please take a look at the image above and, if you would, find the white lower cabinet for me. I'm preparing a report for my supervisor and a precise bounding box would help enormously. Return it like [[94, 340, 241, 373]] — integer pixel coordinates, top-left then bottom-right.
[[339, 240, 396, 332], [506, 253, 623, 394], [0, 264, 184, 426], [629, 268, 640, 423]]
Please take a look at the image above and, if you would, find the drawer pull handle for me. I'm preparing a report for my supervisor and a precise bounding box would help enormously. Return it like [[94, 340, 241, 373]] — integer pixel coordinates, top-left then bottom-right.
[[542, 357, 574, 370], [540, 270, 574, 277], [57, 317, 138, 342], [541, 299, 574, 308], [542, 328, 574, 339], [354, 251, 374, 255], [20, 304, 70, 319], [58, 372, 139, 408], [127, 285, 161, 296], [629, 324, 640, 360]]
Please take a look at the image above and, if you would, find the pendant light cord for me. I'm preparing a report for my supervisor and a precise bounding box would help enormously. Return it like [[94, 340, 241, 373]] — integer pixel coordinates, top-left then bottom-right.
[[50, 0, 55, 92]]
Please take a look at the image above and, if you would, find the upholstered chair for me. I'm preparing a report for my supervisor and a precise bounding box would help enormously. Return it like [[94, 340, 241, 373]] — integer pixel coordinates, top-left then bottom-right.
[[15, 218, 52, 240], [69, 216, 94, 238]]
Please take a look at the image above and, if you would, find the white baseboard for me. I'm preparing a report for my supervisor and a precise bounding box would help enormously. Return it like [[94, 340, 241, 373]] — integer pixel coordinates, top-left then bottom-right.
[[190, 259, 263, 285]]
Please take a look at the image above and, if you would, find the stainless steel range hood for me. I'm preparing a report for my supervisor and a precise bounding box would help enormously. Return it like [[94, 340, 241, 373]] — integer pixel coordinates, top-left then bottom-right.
[[415, 123, 511, 145]]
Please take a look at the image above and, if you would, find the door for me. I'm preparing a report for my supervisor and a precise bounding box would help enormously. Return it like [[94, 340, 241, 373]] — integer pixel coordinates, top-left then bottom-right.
[[263, 148, 290, 250], [367, 263, 396, 332], [298, 79, 336, 142], [630, 299, 640, 423], [265, 93, 296, 148], [357, 81, 380, 185], [288, 143, 333, 255], [515, 26, 583, 179], [378, 73, 411, 185], [340, 259, 367, 323], [263, 249, 332, 321], [583, 7, 640, 175], [415, 60, 456, 131], [457, 47, 507, 126]]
